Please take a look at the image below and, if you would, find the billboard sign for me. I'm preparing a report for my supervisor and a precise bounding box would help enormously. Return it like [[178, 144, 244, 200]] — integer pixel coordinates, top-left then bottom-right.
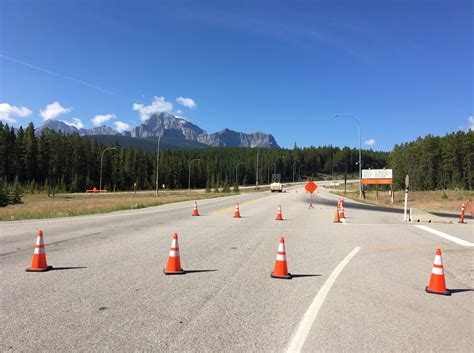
[[362, 169, 393, 185]]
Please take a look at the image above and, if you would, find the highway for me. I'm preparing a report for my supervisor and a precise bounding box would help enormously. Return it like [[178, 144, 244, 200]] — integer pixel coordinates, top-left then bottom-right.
[[1, 182, 473, 352]]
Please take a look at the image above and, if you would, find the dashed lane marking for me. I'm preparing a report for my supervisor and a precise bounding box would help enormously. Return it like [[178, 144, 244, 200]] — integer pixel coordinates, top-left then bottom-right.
[[211, 195, 271, 215], [414, 225, 474, 247], [286, 247, 361, 353]]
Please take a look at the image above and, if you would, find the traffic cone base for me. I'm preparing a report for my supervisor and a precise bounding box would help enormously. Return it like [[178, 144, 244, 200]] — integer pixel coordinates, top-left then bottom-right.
[[164, 268, 185, 275], [26, 265, 52, 272], [271, 272, 292, 279], [425, 286, 450, 296]]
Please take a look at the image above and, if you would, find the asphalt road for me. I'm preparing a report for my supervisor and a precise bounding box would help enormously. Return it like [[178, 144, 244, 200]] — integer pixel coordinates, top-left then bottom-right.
[[1, 182, 473, 352]]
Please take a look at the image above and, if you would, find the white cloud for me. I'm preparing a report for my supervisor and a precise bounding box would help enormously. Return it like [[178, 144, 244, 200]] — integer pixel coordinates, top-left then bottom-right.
[[176, 97, 197, 109], [114, 121, 130, 132], [0, 102, 32, 124], [92, 113, 116, 126], [40, 101, 71, 121], [364, 138, 376, 146], [132, 96, 173, 122], [468, 116, 474, 130]]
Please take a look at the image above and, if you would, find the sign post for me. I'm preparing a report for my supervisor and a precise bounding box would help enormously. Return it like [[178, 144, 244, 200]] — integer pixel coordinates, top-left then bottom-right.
[[305, 181, 318, 209], [404, 175, 409, 221]]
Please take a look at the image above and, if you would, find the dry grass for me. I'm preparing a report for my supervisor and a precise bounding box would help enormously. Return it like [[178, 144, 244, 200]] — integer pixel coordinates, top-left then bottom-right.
[[327, 183, 473, 215], [0, 191, 233, 221]]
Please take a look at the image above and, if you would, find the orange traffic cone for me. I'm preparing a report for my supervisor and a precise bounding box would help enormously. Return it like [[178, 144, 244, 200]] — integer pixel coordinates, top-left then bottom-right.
[[333, 207, 341, 223], [339, 203, 345, 219], [271, 236, 291, 279], [26, 230, 52, 272], [164, 233, 185, 275], [425, 248, 450, 296], [192, 201, 200, 216], [458, 204, 466, 224], [275, 205, 283, 221], [234, 203, 241, 218]]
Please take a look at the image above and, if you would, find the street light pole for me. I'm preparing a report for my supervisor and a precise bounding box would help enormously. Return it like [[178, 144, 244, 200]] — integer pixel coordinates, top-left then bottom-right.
[[274, 156, 285, 178], [188, 158, 200, 190], [298, 165, 305, 181], [155, 134, 161, 196], [255, 148, 260, 190], [99, 147, 116, 192], [235, 162, 245, 186], [334, 114, 362, 199], [292, 160, 300, 183], [268, 163, 275, 184]]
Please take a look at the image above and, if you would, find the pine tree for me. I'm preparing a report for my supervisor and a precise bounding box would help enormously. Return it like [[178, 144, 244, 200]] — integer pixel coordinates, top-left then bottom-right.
[[10, 177, 23, 204], [0, 180, 8, 207]]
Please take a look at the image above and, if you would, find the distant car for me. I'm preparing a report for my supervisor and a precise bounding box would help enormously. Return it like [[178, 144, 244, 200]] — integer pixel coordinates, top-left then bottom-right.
[[270, 180, 283, 192]]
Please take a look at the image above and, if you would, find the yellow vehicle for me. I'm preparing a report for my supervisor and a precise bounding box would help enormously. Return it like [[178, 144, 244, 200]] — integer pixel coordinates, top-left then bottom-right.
[[270, 179, 283, 192]]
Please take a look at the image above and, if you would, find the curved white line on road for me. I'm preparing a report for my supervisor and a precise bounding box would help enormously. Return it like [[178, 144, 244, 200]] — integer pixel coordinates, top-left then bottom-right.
[[414, 225, 474, 247], [286, 247, 361, 353]]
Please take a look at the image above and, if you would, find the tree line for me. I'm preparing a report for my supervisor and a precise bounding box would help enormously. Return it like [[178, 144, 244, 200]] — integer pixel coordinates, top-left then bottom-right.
[[390, 130, 473, 190], [0, 122, 388, 196], [1, 122, 471, 201]]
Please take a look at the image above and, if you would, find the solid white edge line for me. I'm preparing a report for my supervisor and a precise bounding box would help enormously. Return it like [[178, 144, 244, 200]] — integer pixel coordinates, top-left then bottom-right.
[[286, 246, 361, 353], [414, 225, 474, 247]]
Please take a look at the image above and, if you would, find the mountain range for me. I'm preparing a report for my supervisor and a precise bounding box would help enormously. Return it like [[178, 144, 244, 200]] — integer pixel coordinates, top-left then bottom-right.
[[40, 112, 279, 149]]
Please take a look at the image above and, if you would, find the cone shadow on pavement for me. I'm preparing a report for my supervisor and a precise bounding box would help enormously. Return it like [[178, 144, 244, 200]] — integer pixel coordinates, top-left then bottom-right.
[[447, 289, 474, 294], [291, 274, 321, 278], [184, 269, 218, 274], [51, 267, 87, 271]]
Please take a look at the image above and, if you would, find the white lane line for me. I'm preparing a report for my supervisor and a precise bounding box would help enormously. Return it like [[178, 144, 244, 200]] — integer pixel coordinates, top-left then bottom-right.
[[414, 225, 474, 247], [316, 193, 336, 201], [286, 246, 361, 353]]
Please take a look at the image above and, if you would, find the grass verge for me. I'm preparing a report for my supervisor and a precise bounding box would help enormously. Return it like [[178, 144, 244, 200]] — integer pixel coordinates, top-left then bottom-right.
[[0, 191, 236, 221], [327, 184, 472, 215]]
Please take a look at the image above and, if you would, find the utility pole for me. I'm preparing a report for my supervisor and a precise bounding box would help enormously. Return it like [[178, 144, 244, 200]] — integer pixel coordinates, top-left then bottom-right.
[[298, 165, 305, 181], [188, 158, 200, 190], [99, 147, 116, 192], [255, 148, 259, 190], [292, 160, 300, 183], [333, 114, 362, 199], [155, 134, 161, 196], [235, 162, 245, 186], [268, 164, 275, 184]]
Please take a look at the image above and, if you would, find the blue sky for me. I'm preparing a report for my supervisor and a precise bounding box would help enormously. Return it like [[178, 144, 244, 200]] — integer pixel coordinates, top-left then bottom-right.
[[0, 0, 472, 150]]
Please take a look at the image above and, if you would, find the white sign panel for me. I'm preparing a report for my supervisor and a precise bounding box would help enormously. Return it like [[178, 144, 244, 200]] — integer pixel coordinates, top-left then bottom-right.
[[362, 169, 393, 179]]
